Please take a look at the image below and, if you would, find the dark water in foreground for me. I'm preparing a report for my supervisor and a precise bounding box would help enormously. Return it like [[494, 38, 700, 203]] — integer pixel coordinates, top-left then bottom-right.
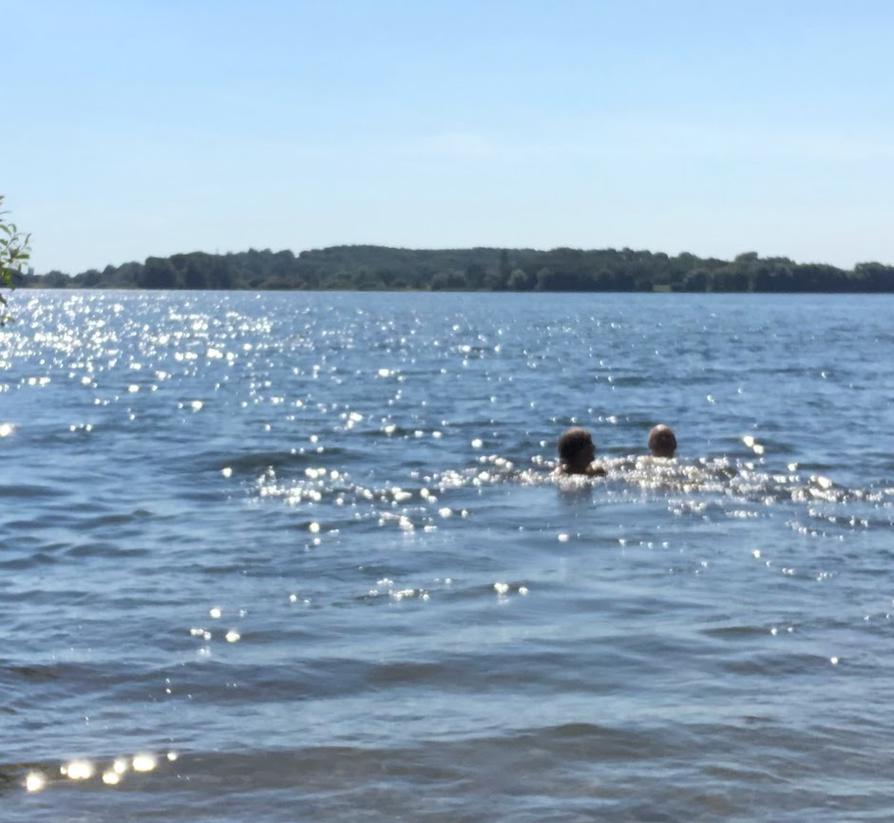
[[2, 291, 894, 821]]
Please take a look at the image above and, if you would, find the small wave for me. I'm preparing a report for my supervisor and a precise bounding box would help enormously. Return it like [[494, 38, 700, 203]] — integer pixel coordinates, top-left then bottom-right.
[[200, 447, 358, 475], [0, 484, 64, 500]]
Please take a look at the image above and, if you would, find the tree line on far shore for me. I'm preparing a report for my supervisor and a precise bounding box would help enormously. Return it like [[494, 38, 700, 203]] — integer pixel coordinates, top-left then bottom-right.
[[19, 245, 894, 293]]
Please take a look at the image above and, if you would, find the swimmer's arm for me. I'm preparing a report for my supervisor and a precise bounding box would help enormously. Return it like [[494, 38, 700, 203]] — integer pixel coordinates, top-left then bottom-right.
[[588, 464, 607, 477]]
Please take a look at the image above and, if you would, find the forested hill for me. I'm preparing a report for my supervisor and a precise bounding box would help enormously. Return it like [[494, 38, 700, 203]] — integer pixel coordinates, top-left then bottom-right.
[[21, 245, 894, 292]]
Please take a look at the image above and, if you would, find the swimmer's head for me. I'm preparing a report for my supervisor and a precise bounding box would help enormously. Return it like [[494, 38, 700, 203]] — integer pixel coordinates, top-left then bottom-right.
[[648, 424, 677, 458], [558, 427, 596, 473]]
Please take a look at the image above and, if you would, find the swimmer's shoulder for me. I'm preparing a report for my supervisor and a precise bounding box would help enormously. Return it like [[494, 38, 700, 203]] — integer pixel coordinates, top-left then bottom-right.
[[554, 464, 606, 478]]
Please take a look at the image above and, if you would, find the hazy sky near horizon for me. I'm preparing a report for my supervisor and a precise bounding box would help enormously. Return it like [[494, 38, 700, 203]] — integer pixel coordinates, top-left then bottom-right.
[[6, 0, 894, 272]]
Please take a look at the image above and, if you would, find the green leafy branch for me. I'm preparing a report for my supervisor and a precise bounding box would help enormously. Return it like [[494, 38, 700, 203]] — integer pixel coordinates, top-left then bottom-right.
[[0, 195, 31, 324]]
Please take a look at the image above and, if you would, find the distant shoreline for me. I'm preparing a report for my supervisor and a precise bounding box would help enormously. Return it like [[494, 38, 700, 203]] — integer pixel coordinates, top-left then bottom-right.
[[20, 244, 894, 293]]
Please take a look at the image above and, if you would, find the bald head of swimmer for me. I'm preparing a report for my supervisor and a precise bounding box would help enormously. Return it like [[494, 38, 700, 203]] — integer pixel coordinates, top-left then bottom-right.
[[648, 424, 677, 458]]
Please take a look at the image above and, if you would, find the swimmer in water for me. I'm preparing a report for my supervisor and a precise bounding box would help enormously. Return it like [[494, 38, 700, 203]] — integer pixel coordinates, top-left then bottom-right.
[[648, 424, 677, 458], [556, 427, 606, 477]]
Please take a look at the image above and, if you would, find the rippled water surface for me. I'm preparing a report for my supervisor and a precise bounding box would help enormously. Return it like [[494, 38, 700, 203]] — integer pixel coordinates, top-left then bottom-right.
[[2, 291, 894, 821]]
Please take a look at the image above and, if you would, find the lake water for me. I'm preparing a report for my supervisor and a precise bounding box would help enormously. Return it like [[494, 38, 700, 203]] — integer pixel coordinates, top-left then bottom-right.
[[2, 291, 894, 821]]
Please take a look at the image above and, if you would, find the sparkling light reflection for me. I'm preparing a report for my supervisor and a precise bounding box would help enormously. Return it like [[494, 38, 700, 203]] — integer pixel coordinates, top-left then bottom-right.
[[132, 753, 157, 772], [25, 771, 46, 792]]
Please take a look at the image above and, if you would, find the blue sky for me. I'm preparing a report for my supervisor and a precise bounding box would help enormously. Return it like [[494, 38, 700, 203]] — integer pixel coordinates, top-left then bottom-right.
[[6, 0, 894, 272]]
